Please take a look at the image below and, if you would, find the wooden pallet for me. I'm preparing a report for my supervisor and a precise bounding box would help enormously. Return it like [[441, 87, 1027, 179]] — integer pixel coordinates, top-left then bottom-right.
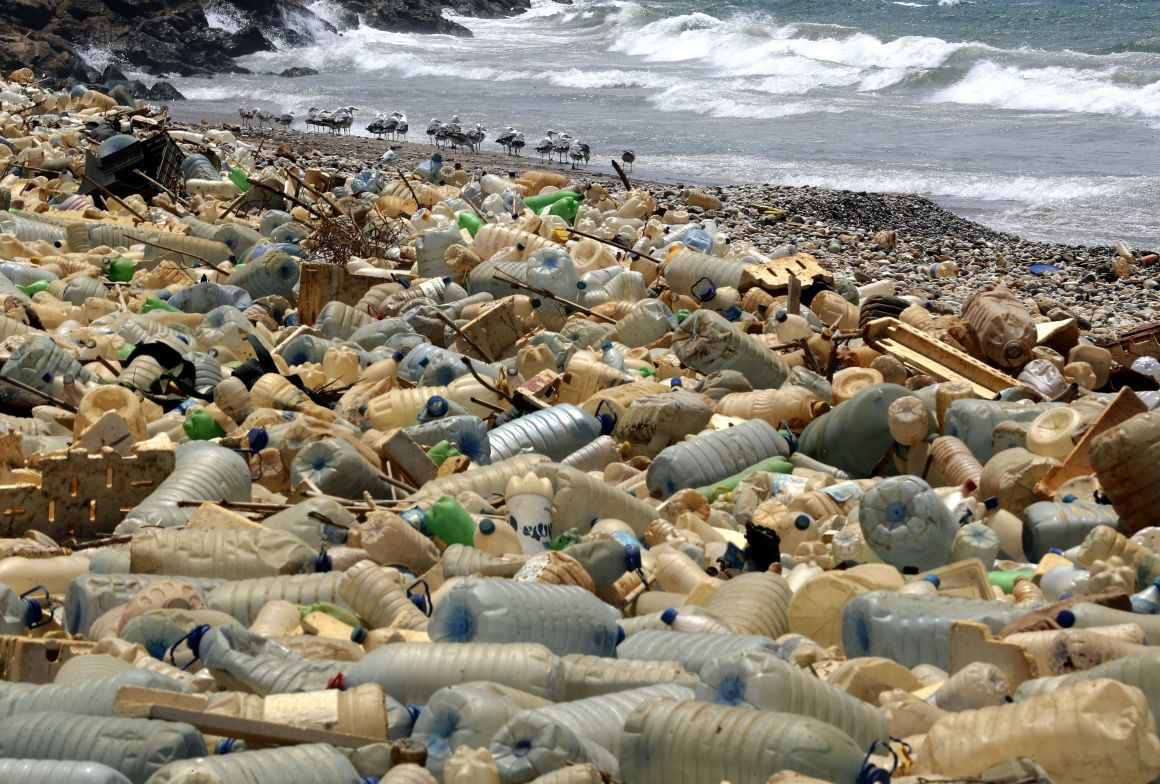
[[738, 253, 832, 294], [0, 635, 96, 684], [297, 263, 414, 326], [1097, 320, 1160, 365], [862, 317, 1027, 399]]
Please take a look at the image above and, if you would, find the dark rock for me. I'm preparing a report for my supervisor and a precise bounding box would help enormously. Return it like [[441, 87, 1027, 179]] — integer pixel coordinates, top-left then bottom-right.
[[100, 64, 129, 83], [147, 80, 185, 100], [279, 66, 319, 78]]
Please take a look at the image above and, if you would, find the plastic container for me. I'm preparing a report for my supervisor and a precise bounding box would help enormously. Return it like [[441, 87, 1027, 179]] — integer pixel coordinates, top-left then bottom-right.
[[716, 387, 826, 432], [0, 670, 182, 718], [704, 572, 792, 639], [799, 384, 916, 478], [489, 404, 605, 463], [1015, 650, 1160, 726], [1022, 501, 1122, 562], [537, 463, 659, 537], [672, 309, 789, 389], [697, 650, 889, 749], [616, 630, 780, 674], [646, 419, 789, 498], [559, 654, 696, 700], [859, 475, 957, 572], [917, 679, 1160, 784], [1090, 410, 1160, 535], [960, 285, 1036, 370], [205, 572, 344, 626], [428, 577, 620, 656], [123, 442, 251, 529], [340, 560, 428, 631], [619, 700, 867, 784], [130, 527, 318, 580], [346, 642, 563, 704], [0, 760, 133, 783], [196, 625, 343, 696], [842, 591, 1025, 669], [143, 743, 364, 784], [929, 435, 983, 488]]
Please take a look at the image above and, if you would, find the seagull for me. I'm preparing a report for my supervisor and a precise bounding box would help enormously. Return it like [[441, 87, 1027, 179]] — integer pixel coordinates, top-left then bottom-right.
[[553, 132, 572, 164], [495, 127, 516, 155], [465, 123, 486, 153], [534, 131, 556, 164], [509, 131, 525, 156], [393, 113, 408, 141], [238, 107, 256, 128], [367, 113, 391, 139], [427, 118, 442, 147], [621, 149, 635, 172], [304, 107, 319, 131], [274, 112, 294, 129], [255, 109, 273, 129], [568, 140, 591, 169], [329, 106, 356, 135], [381, 148, 396, 163]]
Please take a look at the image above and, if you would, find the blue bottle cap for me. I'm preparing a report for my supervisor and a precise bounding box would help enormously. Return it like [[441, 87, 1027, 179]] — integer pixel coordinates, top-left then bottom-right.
[[426, 396, 449, 417], [923, 574, 941, 587], [576, 280, 587, 290], [616, 624, 625, 645], [660, 607, 679, 625], [794, 514, 811, 531], [1062, 493, 1077, 504], [1049, 547, 1064, 555], [983, 496, 1000, 510], [479, 519, 496, 535], [350, 626, 369, 644], [1057, 610, 1076, 628], [775, 309, 788, 322]]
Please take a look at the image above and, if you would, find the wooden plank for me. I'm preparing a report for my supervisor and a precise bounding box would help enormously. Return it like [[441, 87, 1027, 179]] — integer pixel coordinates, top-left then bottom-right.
[[298, 263, 404, 326], [948, 621, 1038, 688], [373, 429, 439, 487], [738, 253, 831, 295], [1034, 387, 1147, 500], [114, 685, 209, 715], [458, 296, 525, 361], [140, 704, 384, 749], [863, 317, 1025, 399]]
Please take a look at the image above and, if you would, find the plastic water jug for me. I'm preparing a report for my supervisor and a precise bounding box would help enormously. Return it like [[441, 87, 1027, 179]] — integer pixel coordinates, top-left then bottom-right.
[[0, 670, 182, 717], [488, 404, 605, 463], [143, 743, 364, 784], [205, 572, 344, 626], [697, 650, 888, 749], [672, 309, 789, 389], [859, 475, 957, 571], [429, 577, 620, 656], [340, 560, 428, 631], [798, 384, 916, 478], [704, 572, 792, 639], [646, 419, 790, 498], [130, 527, 319, 580], [842, 591, 1024, 669], [1022, 501, 1121, 561], [619, 700, 868, 784], [960, 285, 1036, 370], [0, 760, 132, 783], [559, 654, 697, 700], [346, 642, 563, 704], [617, 630, 780, 674], [1090, 410, 1160, 535]]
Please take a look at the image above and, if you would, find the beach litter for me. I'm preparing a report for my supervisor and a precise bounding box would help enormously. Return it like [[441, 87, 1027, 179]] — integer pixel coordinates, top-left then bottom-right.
[[0, 71, 1157, 784]]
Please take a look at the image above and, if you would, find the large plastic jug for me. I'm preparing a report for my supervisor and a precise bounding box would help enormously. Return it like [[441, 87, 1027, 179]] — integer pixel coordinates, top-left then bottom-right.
[[916, 679, 1160, 784], [0, 760, 133, 783], [672, 309, 789, 389], [960, 285, 1037, 370], [942, 399, 1055, 463], [0, 670, 183, 718], [842, 591, 1025, 669], [536, 463, 659, 537], [122, 441, 251, 529], [1022, 501, 1122, 561], [0, 711, 206, 783], [339, 560, 428, 631], [619, 700, 868, 784], [1015, 650, 1160, 726], [428, 577, 620, 656], [859, 475, 957, 572], [717, 386, 826, 432], [646, 419, 790, 498], [697, 650, 888, 749], [196, 625, 344, 696], [703, 572, 792, 639], [129, 528, 318, 580], [613, 390, 714, 458], [1090, 410, 1160, 535], [616, 630, 780, 674], [143, 743, 364, 784], [489, 404, 605, 463], [559, 654, 697, 700], [346, 642, 563, 704], [205, 572, 344, 625], [798, 384, 916, 478]]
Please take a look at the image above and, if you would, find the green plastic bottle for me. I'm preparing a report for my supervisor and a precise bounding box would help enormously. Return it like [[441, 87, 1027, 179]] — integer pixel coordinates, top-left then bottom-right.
[[548, 197, 579, 223], [15, 280, 49, 296], [696, 456, 794, 500], [551, 528, 582, 551], [106, 257, 134, 282], [143, 296, 181, 313], [457, 211, 486, 237], [523, 189, 580, 214], [229, 167, 251, 193], [183, 409, 227, 440], [427, 440, 462, 467], [300, 602, 363, 629], [424, 496, 476, 547], [988, 569, 1037, 595]]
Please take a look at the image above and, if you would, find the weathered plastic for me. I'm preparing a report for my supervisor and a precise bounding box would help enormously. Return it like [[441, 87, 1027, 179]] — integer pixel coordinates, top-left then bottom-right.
[[346, 642, 563, 704], [1089, 410, 1160, 535], [672, 309, 789, 389], [488, 404, 604, 464], [859, 475, 957, 571], [1022, 501, 1122, 561], [646, 419, 789, 498], [0, 670, 183, 717], [0, 760, 132, 783], [697, 650, 889, 749], [205, 572, 345, 625], [143, 743, 364, 784], [798, 384, 916, 477], [196, 625, 343, 696], [340, 560, 428, 631], [536, 463, 658, 537], [617, 630, 780, 673], [618, 700, 867, 784], [1015, 650, 1160, 724], [130, 527, 318, 580], [0, 711, 206, 783], [122, 442, 251, 529], [704, 572, 792, 639], [559, 654, 697, 700]]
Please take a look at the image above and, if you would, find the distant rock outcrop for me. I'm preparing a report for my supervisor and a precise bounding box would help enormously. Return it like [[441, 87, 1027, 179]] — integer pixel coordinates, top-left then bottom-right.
[[0, 0, 534, 82]]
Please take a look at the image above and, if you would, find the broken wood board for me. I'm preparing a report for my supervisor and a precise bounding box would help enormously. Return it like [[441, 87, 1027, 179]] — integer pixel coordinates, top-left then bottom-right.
[[1034, 386, 1147, 500], [739, 253, 831, 295], [457, 295, 525, 361], [0, 635, 96, 684], [298, 262, 408, 326], [863, 317, 1026, 399], [0, 444, 175, 540], [373, 429, 439, 487]]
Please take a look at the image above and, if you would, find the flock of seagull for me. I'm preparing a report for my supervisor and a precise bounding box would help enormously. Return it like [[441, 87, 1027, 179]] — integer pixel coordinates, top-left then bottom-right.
[[237, 105, 636, 170]]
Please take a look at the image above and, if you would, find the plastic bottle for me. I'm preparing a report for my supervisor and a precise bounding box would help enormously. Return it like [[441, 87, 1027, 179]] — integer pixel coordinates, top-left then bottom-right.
[[672, 309, 789, 389], [339, 560, 428, 631], [960, 285, 1036, 370], [616, 630, 780, 674], [0, 760, 132, 783], [1021, 501, 1121, 562], [413, 684, 545, 777], [144, 743, 364, 784], [614, 299, 677, 347], [204, 572, 343, 626], [560, 435, 626, 472], [697, 650, 889, 749], [428, 577, 620, 656], [0, 670, 182, 718], [799, 384, 917, 478], [1089, 410, 1160, 535], [929, 435, 984, 488], [929, 260, 959, 278], [1015, 650, 1160, 726], [346, 642, 562, 704], [129, 528, 318, 580], [646, 419, 790, 498], [122, 441, 251, 529], [916, 679, 1160, 784], [842, 591, 1025, 669], [1131, 578, 1160, 614], [660, 607, 731, 634], [619, 700, 868, 784], [859, 475, 957, 571], [716, 386, 826, 432], [1077, 526, 1160, 588], [489, 404, 605, 463]]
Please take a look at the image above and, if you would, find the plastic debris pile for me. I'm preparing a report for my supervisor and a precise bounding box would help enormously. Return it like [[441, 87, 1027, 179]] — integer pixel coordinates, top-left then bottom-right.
[[0, 69, 1158, 784]]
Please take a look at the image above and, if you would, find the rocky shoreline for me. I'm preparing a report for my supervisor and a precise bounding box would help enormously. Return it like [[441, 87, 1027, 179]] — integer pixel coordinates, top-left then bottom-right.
[[178, 121, 1158, 338], [1, 0, 537, 83]]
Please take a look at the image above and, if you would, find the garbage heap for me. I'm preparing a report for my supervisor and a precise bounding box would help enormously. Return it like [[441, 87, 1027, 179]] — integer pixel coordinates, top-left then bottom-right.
[[0, 69, 1159, 784]]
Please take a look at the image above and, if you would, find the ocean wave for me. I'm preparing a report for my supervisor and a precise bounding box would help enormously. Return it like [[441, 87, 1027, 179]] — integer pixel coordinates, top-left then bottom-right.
[[931, 61, 1160, 117]]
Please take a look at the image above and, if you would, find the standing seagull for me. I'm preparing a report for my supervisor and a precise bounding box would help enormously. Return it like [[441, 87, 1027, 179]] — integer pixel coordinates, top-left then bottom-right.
[[553, 132, 572, 164], [393, 113, 409, 141], [466, 123, 487, 153], [495, 127, 516, 155], [238, 107, 256, 128], [427, 118, 442, 146], [509, 131, 525, 156], [274, 112, 294, 129], [568, 140, 591, 169], [255, 109, 273, 129], [621, 149, 636, 172], [534, 131, 556, 164]]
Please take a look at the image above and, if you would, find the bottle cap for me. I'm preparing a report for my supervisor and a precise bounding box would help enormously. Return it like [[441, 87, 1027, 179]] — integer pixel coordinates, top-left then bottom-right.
[[624, 542, 642, 572], [425, 396, 449, 418], [479, 519, 496, 535], [794, 514, 811, 531], [660, 607, 679, 625], [775, 309, 788, 322], [983, 496, 1000, 510], [1056, 610, 1076, 628], [923, 574, 941, 587], [1062, 493, 1077, 504], [350, 626, 368, 644]]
